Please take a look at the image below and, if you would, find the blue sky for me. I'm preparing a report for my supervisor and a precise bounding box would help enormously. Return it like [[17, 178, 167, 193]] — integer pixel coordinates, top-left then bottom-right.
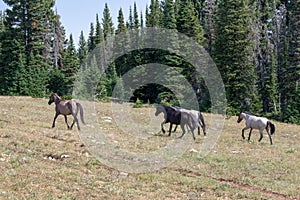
[[0, 0, 150, 46]]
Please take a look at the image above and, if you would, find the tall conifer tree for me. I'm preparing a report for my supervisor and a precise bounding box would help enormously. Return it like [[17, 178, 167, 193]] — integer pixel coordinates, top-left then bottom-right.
[[95, 14, 103, 45], [176, 0, 203, 44], [102, 3, 114, 40], [248, 0, 279, 113], [88, 23, 96, 52], [282, 0, 300, 122], [78, 31, 88, 65], [1, 0, 56, 96], [133, 2, 139, 30], [63, 34, 80, 94], [53, 12, 65, 69], [213, 0, 256, 111], [147, 0, 161, 27]]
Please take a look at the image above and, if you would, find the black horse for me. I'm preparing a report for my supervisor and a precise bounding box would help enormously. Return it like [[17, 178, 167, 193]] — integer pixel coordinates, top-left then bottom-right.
[[155, 104, 196, 140]]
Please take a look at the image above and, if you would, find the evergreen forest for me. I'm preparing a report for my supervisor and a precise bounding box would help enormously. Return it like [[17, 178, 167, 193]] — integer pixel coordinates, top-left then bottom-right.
[[0, 0, 300, 124]]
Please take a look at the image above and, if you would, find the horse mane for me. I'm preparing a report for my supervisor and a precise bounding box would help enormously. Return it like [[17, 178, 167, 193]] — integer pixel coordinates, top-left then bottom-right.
[[52, 93, 61, 99], [51, 93, 62, 103]]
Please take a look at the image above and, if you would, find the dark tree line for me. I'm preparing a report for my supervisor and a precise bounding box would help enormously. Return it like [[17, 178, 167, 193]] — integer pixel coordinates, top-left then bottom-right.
[[0, 0, 300, 123]]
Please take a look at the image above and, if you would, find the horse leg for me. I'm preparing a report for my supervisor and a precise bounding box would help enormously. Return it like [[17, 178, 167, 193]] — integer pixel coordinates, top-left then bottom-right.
[[73, 115, 80, 131], [258, 129, 263, 142], [52, 113, 59, 128], [267, 130, 273, 145], [199, 114, 206, 136], [203, 126, 207, 136], [247, 128, 253, 142], [64, 115, 71, 130], [242, 127, 250, 140], [173, 125, 178, 132], [69, 110, 80, 130], [70, 119, 75, 130], [201, 124, 207, 136], [168, 124, 173, 136], [161, 121, 166, 134], [178, 124, 186, 139], [190, 127, 196, 140], [187, 121, 196, 140]]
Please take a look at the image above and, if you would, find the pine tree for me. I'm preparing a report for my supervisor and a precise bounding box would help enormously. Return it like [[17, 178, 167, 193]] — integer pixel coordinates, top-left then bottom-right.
[[282, 0, 300, 122], [146, 0, 161, 27], [102, 3, 114, 40], [274, 2, 288, 116], [0, 11, 4, 88], [251, 0, 278, 113], [48, 68, 68, 95], [213, 0, 256, 112], [62, 34, 80, 94], [116, 8, 126, 35], [115, 8, 130, 76], [200, 0, 216, 53], [176, 0, 203, 44], [145, 5, 150, 27], [133, 2, 139, 30], [77, 30, 88, 65], [53, 12, 65, 69], [0, 11, 4, 32], [74, 54, 100, 99], [95, 14, 103, 45], [106, 63, 118, 96], [26, 0, 55, 62], [140, 11, 144, 28], [174, 0, 205, 105], [1, 0, 56, 96], [0, 37, 27, 95], [88, 23, 96, 52], [163, 0, 177, 30], [27, 52, 48, 97], [127, 6, 134, 30], [162, 0, 180, 65]]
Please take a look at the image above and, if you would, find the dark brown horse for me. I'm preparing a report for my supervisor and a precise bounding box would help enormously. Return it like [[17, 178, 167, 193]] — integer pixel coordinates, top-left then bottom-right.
[[48, 93, 85, 130]]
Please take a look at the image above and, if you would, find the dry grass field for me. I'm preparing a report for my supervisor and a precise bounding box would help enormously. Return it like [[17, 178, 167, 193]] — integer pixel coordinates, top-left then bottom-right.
[[0, 96, 299, 199]]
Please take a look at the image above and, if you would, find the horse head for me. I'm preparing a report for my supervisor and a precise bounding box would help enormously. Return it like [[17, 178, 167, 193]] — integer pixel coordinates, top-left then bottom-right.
[[155, 104, 168, 116], [48, 93, 59, 105], [237, 112, 244, 123]]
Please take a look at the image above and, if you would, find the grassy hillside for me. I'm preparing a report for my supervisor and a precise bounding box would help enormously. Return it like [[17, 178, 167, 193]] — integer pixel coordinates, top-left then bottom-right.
[[0, 96, 299, 199]]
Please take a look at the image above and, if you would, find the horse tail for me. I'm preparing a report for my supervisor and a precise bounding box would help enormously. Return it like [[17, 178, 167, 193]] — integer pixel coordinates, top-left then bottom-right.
[[267, 121, 275, 135], [77, 102, 86, 125], [198, 112, 206, 134]]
